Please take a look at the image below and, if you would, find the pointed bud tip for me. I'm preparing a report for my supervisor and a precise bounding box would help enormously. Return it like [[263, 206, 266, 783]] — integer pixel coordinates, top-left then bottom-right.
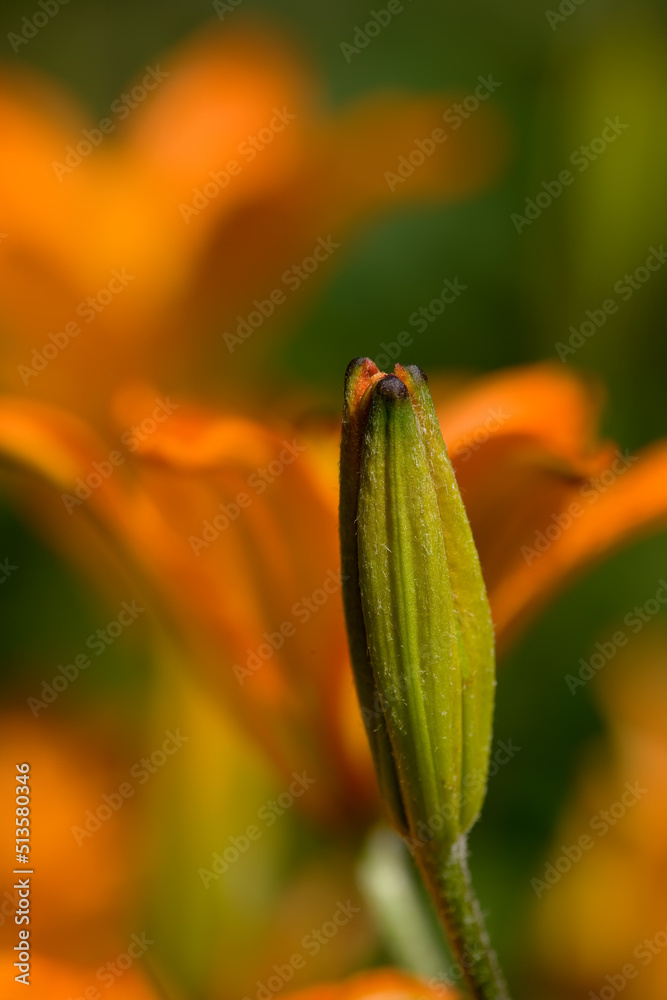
[[395, 363, 428, 391], [374, 374, 410, 401], [345, 357, 380, 384], [344, 358, 385, 418]]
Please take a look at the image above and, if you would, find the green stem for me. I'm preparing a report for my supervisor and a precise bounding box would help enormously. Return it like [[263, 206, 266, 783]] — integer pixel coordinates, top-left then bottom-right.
[[416, 835, 510, 1000]]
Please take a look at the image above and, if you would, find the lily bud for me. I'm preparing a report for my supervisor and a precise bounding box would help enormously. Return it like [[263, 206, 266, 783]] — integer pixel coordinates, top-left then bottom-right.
[[340, 358, 495, 853]]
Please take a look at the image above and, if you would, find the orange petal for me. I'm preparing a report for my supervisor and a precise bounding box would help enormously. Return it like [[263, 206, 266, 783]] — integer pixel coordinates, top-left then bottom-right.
[[0, 951, 162, 999], [0, 714, 142, 963], [0, 29, 317, 419], [488, 441, 667, 648], [283, 968, 459, 1000], [530, 631, 667, 997], [0, 394, 376, 826], [430, 365, 667, 651], [435, 364, 608, 468], [121, 25, 318, 202], [115, 397, 376, 823]]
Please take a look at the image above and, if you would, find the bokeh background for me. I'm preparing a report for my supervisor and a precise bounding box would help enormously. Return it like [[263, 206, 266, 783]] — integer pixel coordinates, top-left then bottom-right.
[[1, 1, 667, 998]]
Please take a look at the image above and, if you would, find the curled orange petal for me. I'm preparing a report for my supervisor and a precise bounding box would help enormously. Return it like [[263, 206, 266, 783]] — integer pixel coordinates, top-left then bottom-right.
[[433, 365, 667, 650], [0, 394, 375, 827]]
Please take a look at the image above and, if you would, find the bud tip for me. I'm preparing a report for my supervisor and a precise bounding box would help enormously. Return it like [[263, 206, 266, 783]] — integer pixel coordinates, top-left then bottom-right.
[[375, 374, 410, 401]]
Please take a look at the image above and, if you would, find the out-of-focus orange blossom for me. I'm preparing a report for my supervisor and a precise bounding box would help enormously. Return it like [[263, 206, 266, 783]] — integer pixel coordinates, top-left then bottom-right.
[[0, 714, 142, 962], [0, 951, 162, 1000], [0, 24, 508, 427], [529, 628, 667, 1000]]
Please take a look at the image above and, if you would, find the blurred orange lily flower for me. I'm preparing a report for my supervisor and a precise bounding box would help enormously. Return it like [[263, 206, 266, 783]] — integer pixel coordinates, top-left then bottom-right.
[[2, 364, 667, 827], [0, 712, 161, 996], [282, 968, 459, 1000], [1, 953, 162, 1000], [0, 24, 507, 425], [529, 627, 667, 1000]]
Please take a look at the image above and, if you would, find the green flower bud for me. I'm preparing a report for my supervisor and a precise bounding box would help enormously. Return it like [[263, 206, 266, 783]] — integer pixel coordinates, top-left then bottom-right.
[[339, 358, 495, 853]]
